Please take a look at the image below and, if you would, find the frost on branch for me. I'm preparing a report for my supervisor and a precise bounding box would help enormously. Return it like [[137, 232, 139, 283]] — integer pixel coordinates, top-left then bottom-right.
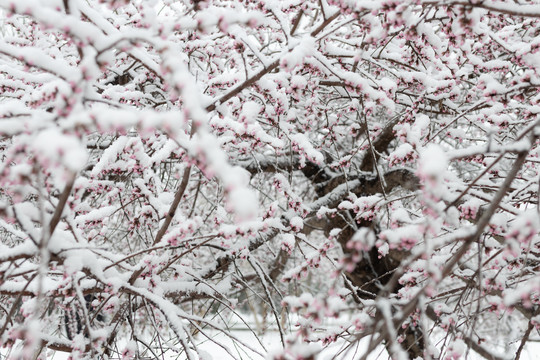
[[1, 0, 540, 359]]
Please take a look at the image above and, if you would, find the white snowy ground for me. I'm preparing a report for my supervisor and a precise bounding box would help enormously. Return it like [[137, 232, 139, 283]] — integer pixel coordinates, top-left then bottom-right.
[[165, 329, 540, 360], [16, 328, 540, 360], [35, 330, 384, 360], [3, 314, 540, 359], [4, 331, 375, 360]]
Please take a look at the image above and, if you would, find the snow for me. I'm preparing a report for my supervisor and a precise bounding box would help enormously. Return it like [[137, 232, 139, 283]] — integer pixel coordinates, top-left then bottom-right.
[[281, 36, 316, 71], [226, 187, 259, 221], [290, 75, 308, 90], [239, 101, 261, 123], [0, 41, 80, 81], [31, 129, 88, 172], [1, 1, 540, 359], [290, 133, 324, 165], [418, 144, 448, 179], [17, 325, 388, 360], [388, 143, 415, 166], [289, 216, 303, 231], [0, 239, 37, 261]]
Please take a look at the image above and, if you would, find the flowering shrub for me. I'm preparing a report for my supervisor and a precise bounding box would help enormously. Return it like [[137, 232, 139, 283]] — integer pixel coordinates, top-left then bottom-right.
[[0, 1, 540, 359]]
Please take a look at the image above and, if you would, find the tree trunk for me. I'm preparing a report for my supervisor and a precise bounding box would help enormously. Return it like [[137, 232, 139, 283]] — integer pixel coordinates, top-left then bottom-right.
[[333, 215, 425, 359]]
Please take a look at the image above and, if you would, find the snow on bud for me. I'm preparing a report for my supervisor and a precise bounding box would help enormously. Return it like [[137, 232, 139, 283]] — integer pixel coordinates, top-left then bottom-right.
[[506, 210, 539, 246], [316, 205, 336, 219], [290, 133, 324, 166], [239, 101, 261, 125], [20, 298, 37, 318], [404, 114, 430, 146], [290, 216, 303, 232], [390, 207, 411, 228], [327, 228, 341, 240], [503, 277, 540, 309], [273, 173, 290, 192], [262, 201, 278, 220], [433, 303, 452, 317], [103, 296, 120, 315], [378, 76, 397, 97], [445, 339, 466, 360], [388, 143, 417, 167], [280, 36, 315, 71], [376, 240, 389, 257], [354, 195, 382, 220], [281, 292, 313, 311], [459, 197, 483, 220], [379, 225, 422, 251], [281, 233, 295, 254], [290, 75, 308, 90], [347, 227, 375, 251], [531, 314, 540, 331], [121, 340, 137, 360]]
